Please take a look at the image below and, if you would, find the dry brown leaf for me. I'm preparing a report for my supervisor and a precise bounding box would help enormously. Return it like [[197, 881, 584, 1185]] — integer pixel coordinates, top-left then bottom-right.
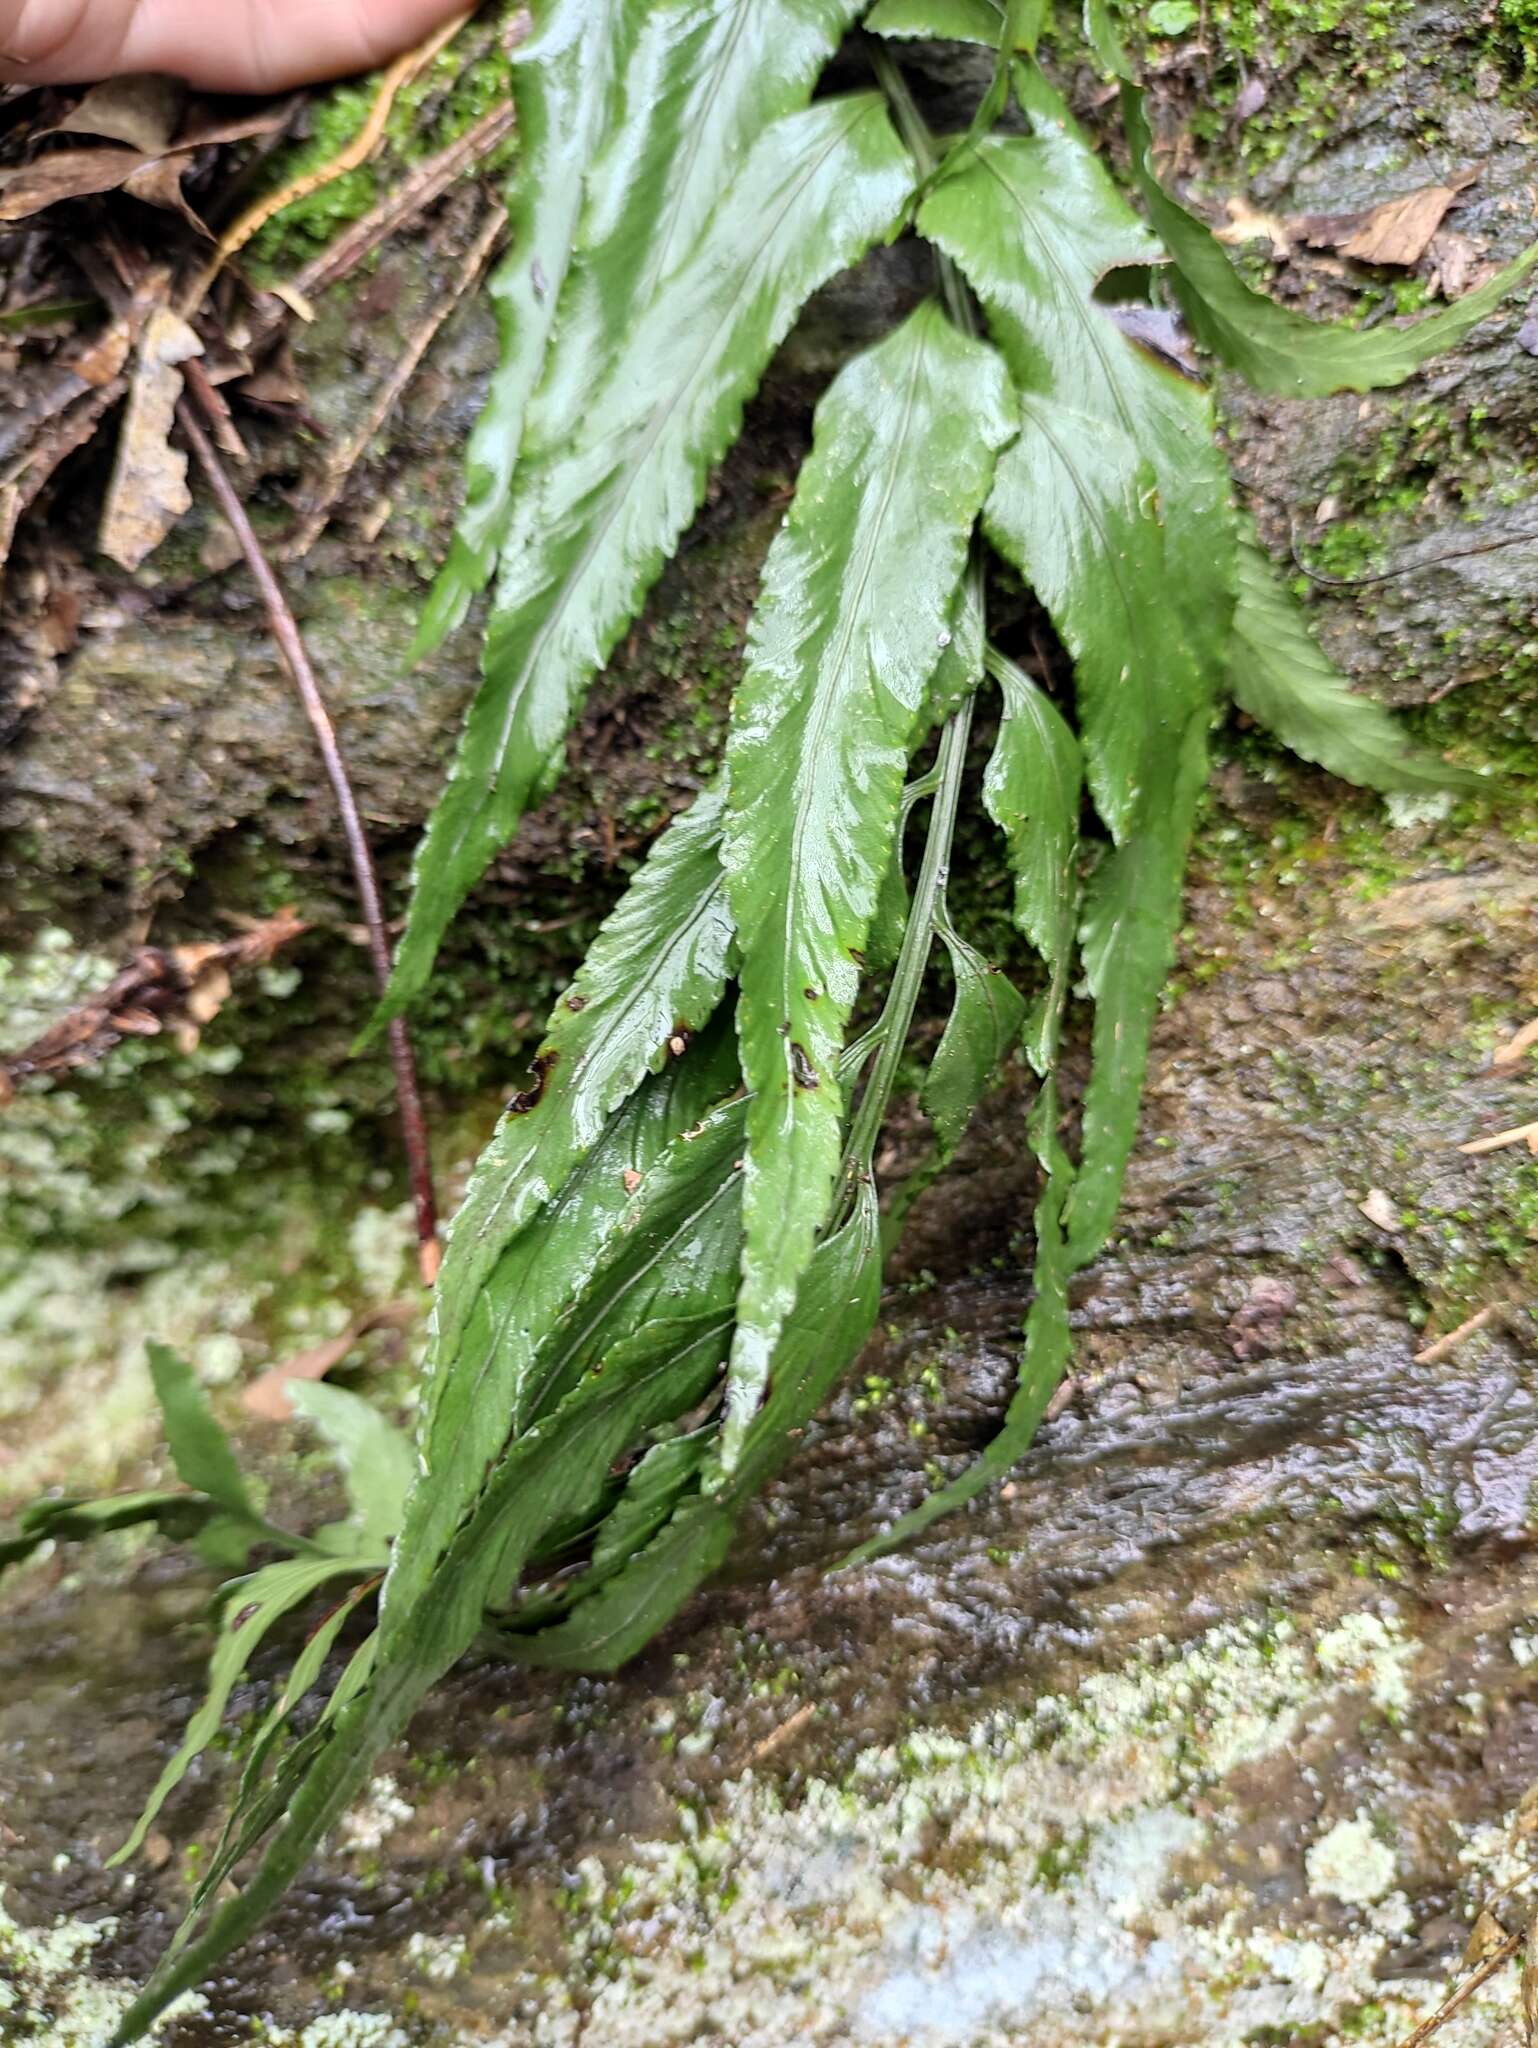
[[241, 1301, 418, 1422], [1217, 194, 1292, 261], [99, 303, 202, 570], [1465, 1906, 1509, 1965], [1427, 228, 1482, 299], [1523, 1907, 1538, 2042], [171, 97, 297, 151], [54, 75, 186, 155], [122, 155, 211, 236], [1358, 1188, 1403, 1232], [238, 340, 309, 408], [0, 146, 152, 222], [1299, 167, 1480, 269]]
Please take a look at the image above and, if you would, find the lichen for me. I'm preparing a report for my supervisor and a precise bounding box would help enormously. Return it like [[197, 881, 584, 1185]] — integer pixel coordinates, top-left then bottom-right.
[[1306, 1815, 1398, 1905], [520, 1604, 1503, 2046], [0, 927, 430, 1503], [0, 1890, 206, 2045]]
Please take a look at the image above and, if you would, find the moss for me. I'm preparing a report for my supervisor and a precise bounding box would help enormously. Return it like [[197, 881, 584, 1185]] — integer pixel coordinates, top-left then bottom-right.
[[1485, 0, 1538, 84], [1145, 0, 1420, 160], [245, 9, 521, 274]]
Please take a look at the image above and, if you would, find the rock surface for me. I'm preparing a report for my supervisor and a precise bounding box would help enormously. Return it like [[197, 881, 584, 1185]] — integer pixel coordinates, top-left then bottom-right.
[[4, 7, 1538, 2044]]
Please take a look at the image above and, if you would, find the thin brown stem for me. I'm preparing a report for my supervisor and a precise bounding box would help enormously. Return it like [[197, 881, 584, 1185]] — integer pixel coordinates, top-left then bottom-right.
[[287, 97, 516, 306], [178, 360, 440, 1285], [1391, 1931, 1521, 2048]]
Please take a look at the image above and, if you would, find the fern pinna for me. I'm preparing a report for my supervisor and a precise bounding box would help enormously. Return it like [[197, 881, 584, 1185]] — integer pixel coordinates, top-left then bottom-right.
[[10, 3, 1532, 2035]]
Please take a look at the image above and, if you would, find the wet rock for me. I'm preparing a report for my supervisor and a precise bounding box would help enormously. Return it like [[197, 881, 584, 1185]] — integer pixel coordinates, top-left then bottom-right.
[[4, 7, 1538, 2044]]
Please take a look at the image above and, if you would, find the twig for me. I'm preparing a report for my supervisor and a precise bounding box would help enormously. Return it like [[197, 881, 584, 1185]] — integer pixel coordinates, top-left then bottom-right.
[[1289, 513, 1538, 589], [280, 204, 504, 561], [177, 362, 440, 1285], [286, 97, 516, 306], [176, 8, 473, 318], [1390, 1930, 1521, 2048], [1414, 1303, 1499, 1365], [0, 911, 307, 1104], [1460, 1119, 1538, 1158], [745, 1702, 817, 1769], [1489, 1016, 1538, 1078]]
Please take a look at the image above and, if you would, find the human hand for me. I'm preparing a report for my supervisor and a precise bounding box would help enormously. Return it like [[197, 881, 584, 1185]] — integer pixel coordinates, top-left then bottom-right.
[[0, 0, 470, 93]]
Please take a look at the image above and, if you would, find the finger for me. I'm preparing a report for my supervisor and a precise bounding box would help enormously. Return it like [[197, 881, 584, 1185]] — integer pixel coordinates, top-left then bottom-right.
[[1, 0, 468, 91]]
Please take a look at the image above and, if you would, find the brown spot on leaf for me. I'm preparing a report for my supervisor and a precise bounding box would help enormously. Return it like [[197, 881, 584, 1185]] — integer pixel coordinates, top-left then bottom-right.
[[507, 1049, 558, 1115]]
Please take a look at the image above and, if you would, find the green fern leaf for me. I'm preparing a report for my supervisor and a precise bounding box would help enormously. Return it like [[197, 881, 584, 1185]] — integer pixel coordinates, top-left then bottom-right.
[[720, 299, 1014, 1466], [411, 0, 631, 656], [385, 91, 913, 1016], [1082, 0, 1130, 75], [428, 784, 734, 1385], [287, 1382, 416, 1552], [110, 1553, 366, 1869], [924, 931, 1028, 1161], [147, 1341, 258, 1524], [418, 0, 865, 657], [841, 1081, 1073, 1563], [924, 71, 1234, 1267], [0, 1491, 227, 1575], [1230, 526, 1477, 794], [866, 0, 1050, 48], [1123, 87, 1538, 400], [981, 646, 1081, 1070], [506, 1191, 881, 1673], [382, 1027, 740, 1642]]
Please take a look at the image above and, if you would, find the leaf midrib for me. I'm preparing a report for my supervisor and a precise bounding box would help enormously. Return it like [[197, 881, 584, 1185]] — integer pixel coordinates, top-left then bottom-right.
[[769, 327, 928, 1123]]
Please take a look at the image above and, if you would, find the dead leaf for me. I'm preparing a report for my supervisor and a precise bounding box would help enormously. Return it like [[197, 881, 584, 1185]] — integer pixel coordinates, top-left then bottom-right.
[[172, 96, 297, 152], [241, 1301, 418, 1421], [54, 75, 185, 155], [1523, 1908, 1538, 2043], [1297, 166, 1480, 269], [1465, 1906, 1509, 1965], [1426, 228, 1482, 299], [1217, 194, 1292, 261], [99, 304, 203, 570], [122, 155, 211, 236], [238, 339, 309, 408], [0, 910, 306, 1093], [1358, 1188, 1403, 1232], [0, 147, 152, 222]]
